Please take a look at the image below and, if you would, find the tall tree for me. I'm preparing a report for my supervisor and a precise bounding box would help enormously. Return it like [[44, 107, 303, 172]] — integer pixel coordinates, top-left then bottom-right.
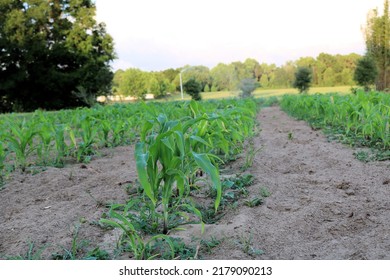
[[0, 0, 115, 112], [364, 0, 390, 90]]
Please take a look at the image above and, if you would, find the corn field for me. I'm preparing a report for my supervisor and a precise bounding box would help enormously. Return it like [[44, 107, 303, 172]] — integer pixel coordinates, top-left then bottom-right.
[[280, 91, 390, 151], [0, 99, 259, 258]]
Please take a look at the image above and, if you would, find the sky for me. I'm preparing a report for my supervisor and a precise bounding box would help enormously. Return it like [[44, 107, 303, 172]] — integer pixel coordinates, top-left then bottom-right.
[[95, 0, 386, 71]]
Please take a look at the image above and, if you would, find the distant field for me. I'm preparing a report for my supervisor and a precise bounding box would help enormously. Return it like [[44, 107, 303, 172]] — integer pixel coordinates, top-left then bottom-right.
[[167, 86, 353, 101], [253, 85, 352, 98]]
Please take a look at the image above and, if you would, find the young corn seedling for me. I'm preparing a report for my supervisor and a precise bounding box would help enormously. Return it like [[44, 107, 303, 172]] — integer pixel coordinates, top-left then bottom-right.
[[37, 124, 54, 166], [136, 112, 221, 234], [5, 120, 38, 171], [0, 142, 7, 185], [52, 124, 68, 167], [69, 118, 99, 162]]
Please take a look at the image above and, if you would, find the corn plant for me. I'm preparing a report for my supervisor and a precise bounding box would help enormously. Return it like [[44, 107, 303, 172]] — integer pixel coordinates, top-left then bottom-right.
[[5, 120, 38, 171], [36, 124, 54, 166], [52, 124, 68, 166], [135, 111, 221, 234], [69, 117, 99, 162], [0, 142, 6, 184], [281, 91, 390, 151]]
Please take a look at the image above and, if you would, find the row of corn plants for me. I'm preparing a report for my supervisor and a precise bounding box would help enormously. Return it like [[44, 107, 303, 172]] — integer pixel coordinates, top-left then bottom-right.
[[101, 99, 259, 259], [0, 104, 148, 173], [280, 91, 390, 151], [0, 99, 257, 173], [0, 98, 259, 258]]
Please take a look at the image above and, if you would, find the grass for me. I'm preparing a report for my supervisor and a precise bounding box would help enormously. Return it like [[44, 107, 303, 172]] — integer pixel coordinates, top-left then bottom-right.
[[164, 86, 352, 101], [253, 85, 352, 98]]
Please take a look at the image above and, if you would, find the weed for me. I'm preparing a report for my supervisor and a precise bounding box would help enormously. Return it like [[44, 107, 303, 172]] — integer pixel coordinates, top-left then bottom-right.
[[242, 142, 262, 171], [260, 187, 271, 197], [3, 242, 47, 260], [200, 236, 222, 254], [244, 197, 263, 207], [100, 210, 175, 260], [237, 231, 264, 257], [52, 224, 89, 260], [354, 150, 370, 162], [152, 237, 197, 260], [85, 190, 105, 208], [84, 247, 111, 260], [197, 204, 225, 224]]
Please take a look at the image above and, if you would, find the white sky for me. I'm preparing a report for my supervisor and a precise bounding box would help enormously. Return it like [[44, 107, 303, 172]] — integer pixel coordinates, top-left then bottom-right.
[[95, 0, 386, 71]]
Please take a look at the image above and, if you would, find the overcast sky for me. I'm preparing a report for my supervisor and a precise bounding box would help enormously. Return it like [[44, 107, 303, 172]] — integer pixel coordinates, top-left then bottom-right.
[[95, 0, 385, 71]]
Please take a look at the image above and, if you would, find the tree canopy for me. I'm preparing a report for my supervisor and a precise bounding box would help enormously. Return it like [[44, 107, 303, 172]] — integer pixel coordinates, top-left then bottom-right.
[[354, 55, 378, 92], [364, 0, 390, 90], [183, 78, 202, 101], [293, 67, 312, 93], [0, 0, 115, 112]]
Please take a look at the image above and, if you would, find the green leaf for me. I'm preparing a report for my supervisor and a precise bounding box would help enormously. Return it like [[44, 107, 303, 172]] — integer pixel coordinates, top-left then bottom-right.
[[135, 143, 155, 206], [191, 152, 221, 212]]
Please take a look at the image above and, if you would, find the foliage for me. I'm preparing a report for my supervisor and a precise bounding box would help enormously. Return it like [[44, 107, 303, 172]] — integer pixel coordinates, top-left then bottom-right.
[[3, 242, 47, 260], [1, 97, 259, 259], [100, 210, 175, 260], [364, 0, 390, 90], [0, 0, 115, 112], [281, 91, 390, 152], [238, 78, 259, 98], [354, 55, 378, 92], [112, 53, 361, 99], [293, 67, 312, 93], [118, 68, 149, 98], [183, 78, 202, 101], [241, 141, 262, 171]]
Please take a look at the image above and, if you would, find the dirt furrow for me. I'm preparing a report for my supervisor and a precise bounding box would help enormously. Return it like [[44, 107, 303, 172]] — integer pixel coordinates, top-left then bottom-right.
[[203, 106, 389, 259]]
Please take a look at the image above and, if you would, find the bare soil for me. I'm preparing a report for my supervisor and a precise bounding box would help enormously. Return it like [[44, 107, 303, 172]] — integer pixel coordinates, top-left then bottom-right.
[[1, 106, 389, 259]]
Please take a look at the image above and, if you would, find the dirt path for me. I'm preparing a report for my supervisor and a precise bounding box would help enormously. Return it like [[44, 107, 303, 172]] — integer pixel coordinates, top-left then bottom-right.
[[1, 106, 389, 259], [200, 106, 390, 260]]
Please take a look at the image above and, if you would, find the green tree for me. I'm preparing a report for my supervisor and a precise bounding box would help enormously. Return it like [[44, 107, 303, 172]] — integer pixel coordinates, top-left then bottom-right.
[[354, 55, 378, 92], [183, 78, 202, 101], [293, 67, 312, 93], [149, 72, 171, 98], [119, 68, 149, 98], [322, 68, 336, 86], [210, 63, 237, 91], [364, 0, 390, 90], [244, 58, 263, 81], [0, 0, 115, 112], [272, 62, 296, 88]]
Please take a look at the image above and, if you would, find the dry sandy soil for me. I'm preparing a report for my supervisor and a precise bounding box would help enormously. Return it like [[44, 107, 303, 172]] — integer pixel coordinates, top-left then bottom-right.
[[1, 106, 389, 259]]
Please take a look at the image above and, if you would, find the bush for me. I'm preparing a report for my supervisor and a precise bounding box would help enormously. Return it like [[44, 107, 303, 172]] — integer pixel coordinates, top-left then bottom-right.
[[238, 78, 259, 98], [183, 78, 202, 101], [293, 67, 312, 93], [354, 55, 378, 92]]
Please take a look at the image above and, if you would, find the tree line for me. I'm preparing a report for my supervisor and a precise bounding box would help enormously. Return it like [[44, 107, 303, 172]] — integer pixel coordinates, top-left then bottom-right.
[[0, 0, 388, 112], [113, 53, 362, 99]]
